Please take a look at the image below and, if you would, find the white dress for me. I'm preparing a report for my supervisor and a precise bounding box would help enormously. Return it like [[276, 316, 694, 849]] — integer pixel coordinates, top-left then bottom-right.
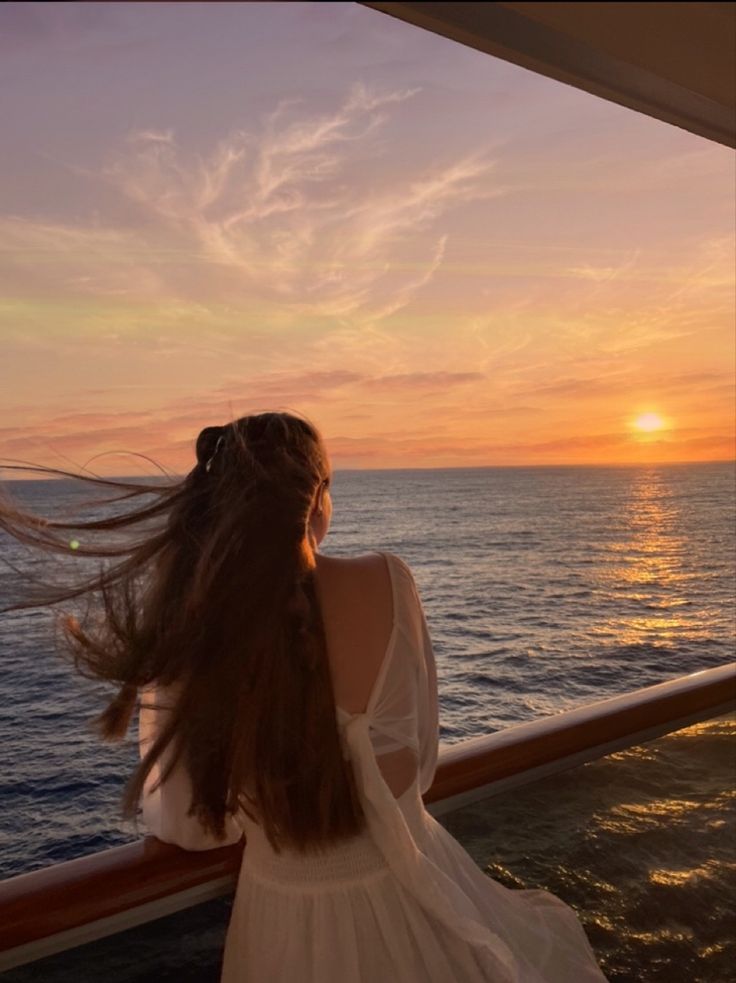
[[139, 552, 608, 982]]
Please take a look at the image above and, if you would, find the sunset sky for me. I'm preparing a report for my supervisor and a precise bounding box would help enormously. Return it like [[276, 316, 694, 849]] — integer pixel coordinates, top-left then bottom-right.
[[1, 2, 734, 476]]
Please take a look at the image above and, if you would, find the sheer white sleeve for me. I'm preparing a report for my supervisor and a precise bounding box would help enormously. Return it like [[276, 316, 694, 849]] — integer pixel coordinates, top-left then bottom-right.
[[346, 553, 439, 801], [390, 555, 440, 795], [413, 579, 440, 795], [138, 684, 243, 851]]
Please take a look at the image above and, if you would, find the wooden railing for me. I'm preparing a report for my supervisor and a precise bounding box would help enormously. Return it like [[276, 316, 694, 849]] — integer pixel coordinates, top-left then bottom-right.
[[1, 662, 734, 971]]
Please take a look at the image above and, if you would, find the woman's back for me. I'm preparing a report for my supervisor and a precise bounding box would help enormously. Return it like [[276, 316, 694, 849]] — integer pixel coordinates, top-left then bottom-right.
[[141, 551, 608, 982], [312, 551, 395, 718]]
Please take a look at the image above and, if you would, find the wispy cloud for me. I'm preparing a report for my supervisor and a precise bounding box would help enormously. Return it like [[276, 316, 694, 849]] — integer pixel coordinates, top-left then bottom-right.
[[1, 82, 501, 361], [362, 371, 484, 392], [0, 216, 168, 300], [566, 249, 641, 283], [97, 83, 499, 326]]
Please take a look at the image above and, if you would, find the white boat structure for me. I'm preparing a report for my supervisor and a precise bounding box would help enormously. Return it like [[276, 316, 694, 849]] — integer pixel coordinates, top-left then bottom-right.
[[0, 3, 734, 979]]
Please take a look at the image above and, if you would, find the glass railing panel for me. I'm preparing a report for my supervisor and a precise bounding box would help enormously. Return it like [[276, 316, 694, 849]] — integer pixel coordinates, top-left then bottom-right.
[[436, 712, 735, 982]]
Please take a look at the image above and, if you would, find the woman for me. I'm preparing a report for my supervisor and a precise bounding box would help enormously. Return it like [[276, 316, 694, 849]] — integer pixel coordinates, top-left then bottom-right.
[[1, 411, 608, 981]]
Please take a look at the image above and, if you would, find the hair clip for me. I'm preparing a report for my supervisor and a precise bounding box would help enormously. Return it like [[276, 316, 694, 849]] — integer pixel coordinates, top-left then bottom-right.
[[204, 434, 225, 473]]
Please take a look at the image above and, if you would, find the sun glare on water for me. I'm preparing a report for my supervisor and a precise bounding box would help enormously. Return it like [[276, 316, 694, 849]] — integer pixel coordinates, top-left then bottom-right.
[[632, 412, 666, 433]]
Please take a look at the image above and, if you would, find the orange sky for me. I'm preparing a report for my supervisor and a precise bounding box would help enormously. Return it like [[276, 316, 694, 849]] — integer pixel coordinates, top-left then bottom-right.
[[1, 3, 734, 477]]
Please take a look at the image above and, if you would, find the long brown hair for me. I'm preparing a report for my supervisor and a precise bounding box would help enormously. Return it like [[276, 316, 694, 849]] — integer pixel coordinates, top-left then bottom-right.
[[0, 411, 365, 853]]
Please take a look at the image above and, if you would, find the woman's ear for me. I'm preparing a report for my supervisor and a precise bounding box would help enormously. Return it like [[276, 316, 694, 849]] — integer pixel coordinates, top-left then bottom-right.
[[315, 479, 328, 515]]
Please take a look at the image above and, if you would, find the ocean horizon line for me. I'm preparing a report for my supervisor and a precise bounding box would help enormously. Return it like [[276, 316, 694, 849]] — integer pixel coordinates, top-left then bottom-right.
[[0, 457, 734, 483]]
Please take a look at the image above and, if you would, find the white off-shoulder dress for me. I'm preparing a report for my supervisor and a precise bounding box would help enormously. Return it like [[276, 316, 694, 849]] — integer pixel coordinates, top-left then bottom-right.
[[139, 552, 608, 982]]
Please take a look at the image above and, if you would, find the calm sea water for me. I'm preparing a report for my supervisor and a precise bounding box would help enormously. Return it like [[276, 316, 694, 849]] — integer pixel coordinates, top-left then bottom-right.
[[0, 462, 734, 879]]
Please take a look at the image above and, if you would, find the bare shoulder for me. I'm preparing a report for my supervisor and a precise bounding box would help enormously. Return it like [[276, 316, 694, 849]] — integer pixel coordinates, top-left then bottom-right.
[[315, 551, 417, 602], [320, 550, 415, 579], [314, 552, 395, 607], [315, 551, 387, 570], [312, 553, 395, 704], [314, 551, 390, 583]]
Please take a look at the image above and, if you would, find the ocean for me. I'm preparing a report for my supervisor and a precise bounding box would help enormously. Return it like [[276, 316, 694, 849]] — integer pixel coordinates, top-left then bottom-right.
[[0, 461, 734, 879]]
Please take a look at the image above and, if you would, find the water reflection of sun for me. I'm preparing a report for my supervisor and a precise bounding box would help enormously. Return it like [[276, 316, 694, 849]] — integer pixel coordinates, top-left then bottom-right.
[[591, 469, 698, 647]]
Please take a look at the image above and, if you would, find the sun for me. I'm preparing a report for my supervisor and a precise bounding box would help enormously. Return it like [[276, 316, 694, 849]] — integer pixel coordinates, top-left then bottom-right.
[[632, 412, 666, 433]]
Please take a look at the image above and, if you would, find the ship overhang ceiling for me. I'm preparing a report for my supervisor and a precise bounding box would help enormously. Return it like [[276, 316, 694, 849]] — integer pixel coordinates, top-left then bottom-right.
[[359, 2, 736, 148]]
